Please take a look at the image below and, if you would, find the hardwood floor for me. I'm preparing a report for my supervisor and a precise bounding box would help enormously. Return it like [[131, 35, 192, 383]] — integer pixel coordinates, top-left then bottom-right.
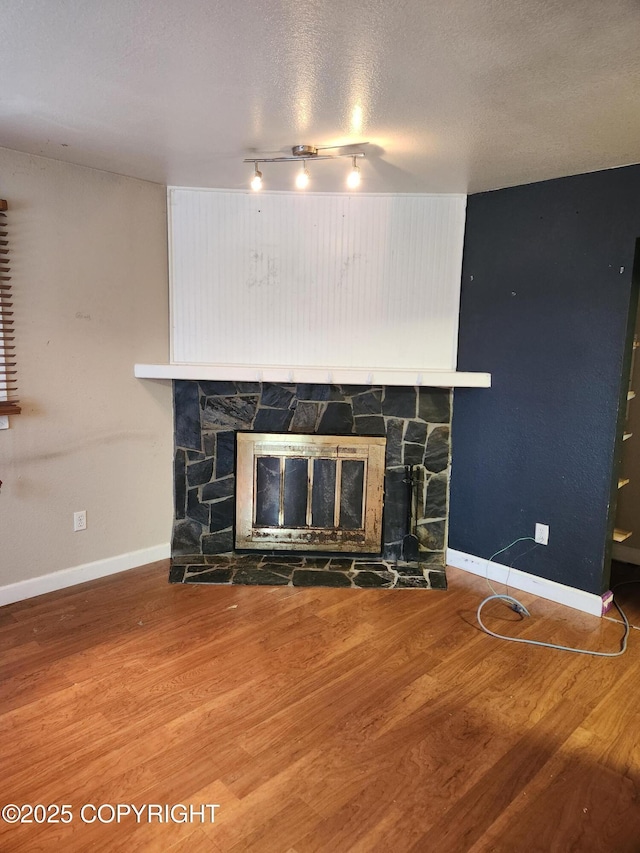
[[1, 561, 639, 852]]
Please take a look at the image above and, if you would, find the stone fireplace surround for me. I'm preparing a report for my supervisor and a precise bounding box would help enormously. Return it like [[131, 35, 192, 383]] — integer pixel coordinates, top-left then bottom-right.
[[170, 380, 450, 589]]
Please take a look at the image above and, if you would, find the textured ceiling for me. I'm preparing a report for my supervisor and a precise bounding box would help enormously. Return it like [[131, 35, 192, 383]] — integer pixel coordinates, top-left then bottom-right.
[[1, 0, 640, 193]]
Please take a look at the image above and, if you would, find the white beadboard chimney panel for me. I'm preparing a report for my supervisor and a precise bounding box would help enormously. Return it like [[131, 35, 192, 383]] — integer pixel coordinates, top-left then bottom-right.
[[168, 188, 466, 372]]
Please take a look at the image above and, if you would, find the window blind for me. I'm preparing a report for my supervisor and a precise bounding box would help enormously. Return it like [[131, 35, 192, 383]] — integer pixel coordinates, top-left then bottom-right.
[[0, 199, 20, 416]]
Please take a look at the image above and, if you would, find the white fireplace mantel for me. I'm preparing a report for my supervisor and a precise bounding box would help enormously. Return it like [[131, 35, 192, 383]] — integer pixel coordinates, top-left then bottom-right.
[[134, 362, 491, 388]]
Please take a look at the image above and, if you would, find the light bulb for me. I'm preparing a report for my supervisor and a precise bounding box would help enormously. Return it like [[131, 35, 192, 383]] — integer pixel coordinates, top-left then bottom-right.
[[347, 157, 361, 189], [250, 166, 262, 191], [295, 163, 310, 189]]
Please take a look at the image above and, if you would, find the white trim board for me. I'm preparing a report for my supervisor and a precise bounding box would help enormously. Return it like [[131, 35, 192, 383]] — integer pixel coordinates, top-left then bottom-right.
[[135, 363, 491, 388], [0, 544, 170, 607], [612, 543, 640, 566], [447, 548, 606, 617]]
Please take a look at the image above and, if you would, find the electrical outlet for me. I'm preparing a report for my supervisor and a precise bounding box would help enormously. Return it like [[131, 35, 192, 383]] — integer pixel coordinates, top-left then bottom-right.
[[535, 522, 549, 545], [73, 510, 87, 532]]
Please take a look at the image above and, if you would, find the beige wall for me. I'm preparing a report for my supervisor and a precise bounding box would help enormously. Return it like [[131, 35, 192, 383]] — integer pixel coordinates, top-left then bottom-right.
[[0, 147, 172, 589], [616, 303, 640, 545]]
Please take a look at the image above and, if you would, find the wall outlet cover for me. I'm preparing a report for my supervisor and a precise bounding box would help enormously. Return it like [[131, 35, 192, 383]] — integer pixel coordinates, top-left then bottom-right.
[[535, 522, 549, 545]]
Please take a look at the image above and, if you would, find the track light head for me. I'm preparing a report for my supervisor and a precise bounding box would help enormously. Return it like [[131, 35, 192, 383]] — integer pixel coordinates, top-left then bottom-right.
[[347, 156, 361, 189], [295, 162, 310, 190], [250, 164, 263, 191]]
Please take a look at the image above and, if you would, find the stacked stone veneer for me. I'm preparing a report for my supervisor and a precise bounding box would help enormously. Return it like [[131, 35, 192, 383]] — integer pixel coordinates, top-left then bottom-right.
[[173, 381, 451, 569]]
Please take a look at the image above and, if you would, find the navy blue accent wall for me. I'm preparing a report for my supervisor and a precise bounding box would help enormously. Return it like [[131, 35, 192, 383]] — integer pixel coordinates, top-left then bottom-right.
[[450, 165, 640, 595]]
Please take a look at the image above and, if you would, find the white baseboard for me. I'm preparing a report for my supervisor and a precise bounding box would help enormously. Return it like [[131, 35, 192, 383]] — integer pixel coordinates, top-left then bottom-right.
[[446, 548, 606, 617], [0, 543, 171, 607], [612, 543, 640, 567]]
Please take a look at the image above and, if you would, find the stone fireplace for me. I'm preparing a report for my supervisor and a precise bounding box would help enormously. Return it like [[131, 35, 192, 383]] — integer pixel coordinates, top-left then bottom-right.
[[170, 380, 450, 589]]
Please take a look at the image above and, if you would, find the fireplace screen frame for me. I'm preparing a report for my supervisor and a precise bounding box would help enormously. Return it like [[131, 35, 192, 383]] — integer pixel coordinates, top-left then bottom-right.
[[235, 432, 386, 553]]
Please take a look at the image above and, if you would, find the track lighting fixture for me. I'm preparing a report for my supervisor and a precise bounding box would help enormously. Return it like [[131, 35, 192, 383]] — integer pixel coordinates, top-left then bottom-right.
[[244, 143, 366, 191]]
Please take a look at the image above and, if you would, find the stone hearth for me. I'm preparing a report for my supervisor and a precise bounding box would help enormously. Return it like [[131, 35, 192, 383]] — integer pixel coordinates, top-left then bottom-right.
[[169, 554, 448, 589], [171, 381, 451, 589]]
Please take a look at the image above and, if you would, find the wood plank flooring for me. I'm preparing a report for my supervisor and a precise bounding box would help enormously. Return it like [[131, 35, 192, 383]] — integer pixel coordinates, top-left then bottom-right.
[[1, 561, 639, 852]]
